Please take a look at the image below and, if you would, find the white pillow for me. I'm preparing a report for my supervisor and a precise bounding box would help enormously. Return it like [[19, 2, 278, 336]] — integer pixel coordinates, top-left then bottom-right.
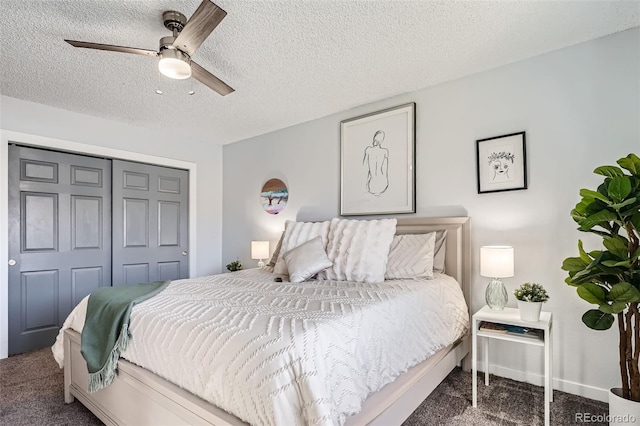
[[322, 218, 397, 283], [273, 220, 331, 275], [385, 233, 436, 279], [283, 236, 333, 283], [433, 230, 447, 274]]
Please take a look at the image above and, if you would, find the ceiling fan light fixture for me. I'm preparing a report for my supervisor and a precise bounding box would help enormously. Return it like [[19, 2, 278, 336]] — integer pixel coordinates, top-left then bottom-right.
[[158, 49, 191, 80], [65, 0, 234, 95]]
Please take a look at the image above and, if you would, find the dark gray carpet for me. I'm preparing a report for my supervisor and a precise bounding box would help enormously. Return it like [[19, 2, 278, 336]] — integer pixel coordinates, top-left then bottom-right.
[[0, 347, 101, 426], [0, 348, 608, 425], [403, 368, 608, 426]]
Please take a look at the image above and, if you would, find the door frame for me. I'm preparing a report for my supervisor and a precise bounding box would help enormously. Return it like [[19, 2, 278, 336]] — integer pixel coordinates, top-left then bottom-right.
[[0, 129, 198, 359]]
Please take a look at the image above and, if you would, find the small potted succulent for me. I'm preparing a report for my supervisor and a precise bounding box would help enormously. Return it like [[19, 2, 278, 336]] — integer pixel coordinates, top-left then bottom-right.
[[513, 282, 549, 321], [225, 259, 243, 272]]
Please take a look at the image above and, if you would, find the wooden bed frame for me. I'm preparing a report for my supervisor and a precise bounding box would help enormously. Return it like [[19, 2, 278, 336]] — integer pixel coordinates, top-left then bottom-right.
[[64, 216, 471, 426]]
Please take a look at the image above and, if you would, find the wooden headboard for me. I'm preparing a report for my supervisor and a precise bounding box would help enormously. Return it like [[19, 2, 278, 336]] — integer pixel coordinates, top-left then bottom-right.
[[395, 217, 471, 307]]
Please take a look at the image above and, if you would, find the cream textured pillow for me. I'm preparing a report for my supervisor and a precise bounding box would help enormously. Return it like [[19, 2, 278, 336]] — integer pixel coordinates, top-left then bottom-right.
[[273, 220, 331, 275], [283, 236, 333, 283], [385, 233, 436, 280], [322, 218, 397, 283]]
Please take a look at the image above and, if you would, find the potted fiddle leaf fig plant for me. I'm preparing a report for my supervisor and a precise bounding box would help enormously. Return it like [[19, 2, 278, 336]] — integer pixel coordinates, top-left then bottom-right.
[[561, 153, 640, 417]]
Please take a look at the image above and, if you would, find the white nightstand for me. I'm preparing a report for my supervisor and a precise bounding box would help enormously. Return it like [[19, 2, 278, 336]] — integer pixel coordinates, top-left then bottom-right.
[[472, 306, 553, 426]]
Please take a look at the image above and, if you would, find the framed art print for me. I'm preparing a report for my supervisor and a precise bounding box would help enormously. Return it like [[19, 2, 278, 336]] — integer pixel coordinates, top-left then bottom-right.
[[476, 131, 527, 194], [260, 178, 288, 215], [340, 103, 416, 215]]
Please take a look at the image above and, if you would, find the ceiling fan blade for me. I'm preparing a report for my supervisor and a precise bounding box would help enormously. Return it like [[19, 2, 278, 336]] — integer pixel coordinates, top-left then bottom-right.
[[191, 61, 234, 96], [172, 0, 227, 56], [65, 40, 158, 57]]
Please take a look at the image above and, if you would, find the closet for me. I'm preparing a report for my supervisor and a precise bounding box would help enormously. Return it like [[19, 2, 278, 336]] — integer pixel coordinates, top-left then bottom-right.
[[7, 145, 189, 355]]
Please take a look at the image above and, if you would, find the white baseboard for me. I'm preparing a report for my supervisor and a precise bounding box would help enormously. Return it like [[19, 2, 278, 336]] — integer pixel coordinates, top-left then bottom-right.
[[477, 363, 609, 403]]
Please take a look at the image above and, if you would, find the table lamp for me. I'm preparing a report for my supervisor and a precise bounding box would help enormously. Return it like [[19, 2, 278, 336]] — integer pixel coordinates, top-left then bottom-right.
[[480, 246, 514, 310], [251, 241, 269, 268]]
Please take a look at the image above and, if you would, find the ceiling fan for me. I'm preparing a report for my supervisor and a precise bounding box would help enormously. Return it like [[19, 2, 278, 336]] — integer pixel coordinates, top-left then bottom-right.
[[65, 0, 234, 96]]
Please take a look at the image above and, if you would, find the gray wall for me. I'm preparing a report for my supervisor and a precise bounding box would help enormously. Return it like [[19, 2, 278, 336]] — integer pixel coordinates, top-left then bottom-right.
[[223, 28, 640, 399], [0, 96, 224, 278]]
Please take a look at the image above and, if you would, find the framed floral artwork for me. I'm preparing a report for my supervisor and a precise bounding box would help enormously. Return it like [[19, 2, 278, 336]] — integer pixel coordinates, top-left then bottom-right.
[[476, 131, 527, 194]]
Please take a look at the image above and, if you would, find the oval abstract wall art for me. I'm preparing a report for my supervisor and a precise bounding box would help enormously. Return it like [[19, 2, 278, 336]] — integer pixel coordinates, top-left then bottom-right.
[[261, 178, 288, 215]]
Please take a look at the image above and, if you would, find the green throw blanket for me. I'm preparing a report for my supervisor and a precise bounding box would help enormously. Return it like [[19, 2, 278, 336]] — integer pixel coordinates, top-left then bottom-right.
[[81, 280, 170, 393]]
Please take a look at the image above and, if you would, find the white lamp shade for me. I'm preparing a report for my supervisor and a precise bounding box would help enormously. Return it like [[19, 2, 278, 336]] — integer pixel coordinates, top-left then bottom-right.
[[480, 246, 514, 278], [251, 241, 269, 260]]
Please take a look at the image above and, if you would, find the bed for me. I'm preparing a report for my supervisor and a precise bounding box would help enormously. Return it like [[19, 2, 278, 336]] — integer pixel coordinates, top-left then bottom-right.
[[55, 216, 471, 426]]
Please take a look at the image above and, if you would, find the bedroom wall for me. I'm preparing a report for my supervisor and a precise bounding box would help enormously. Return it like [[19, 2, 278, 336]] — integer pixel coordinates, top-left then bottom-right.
[[222, 27, 640, 401], [0, 95, 224, 358]]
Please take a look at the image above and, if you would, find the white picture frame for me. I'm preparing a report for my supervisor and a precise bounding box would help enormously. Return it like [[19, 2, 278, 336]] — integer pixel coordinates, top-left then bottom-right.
[[340, 103, 416, 216], [476, 131, 527, 194]]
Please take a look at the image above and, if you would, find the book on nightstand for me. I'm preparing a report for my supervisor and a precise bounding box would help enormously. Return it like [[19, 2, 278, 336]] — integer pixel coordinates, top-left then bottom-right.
[[479, 321, 543, 339], [479, 321, 508, 333]]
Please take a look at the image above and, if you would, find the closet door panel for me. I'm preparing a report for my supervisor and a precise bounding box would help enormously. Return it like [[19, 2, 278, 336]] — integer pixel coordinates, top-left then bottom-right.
[[112, 160, 188, 286], [8, 146, 111, 355]]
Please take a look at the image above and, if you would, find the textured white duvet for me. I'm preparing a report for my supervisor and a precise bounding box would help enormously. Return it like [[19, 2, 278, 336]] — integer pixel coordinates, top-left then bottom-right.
[[53, 269, 468, 426]]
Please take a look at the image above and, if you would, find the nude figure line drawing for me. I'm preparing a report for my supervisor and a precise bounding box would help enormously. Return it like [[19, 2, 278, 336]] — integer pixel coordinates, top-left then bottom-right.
[[341, 102, 416, 215], [362, 130, 389, 196]]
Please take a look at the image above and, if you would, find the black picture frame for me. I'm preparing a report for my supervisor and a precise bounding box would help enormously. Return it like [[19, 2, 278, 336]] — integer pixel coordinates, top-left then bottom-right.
[[476, 131, 527, 194], [340, 103, 416, 215]]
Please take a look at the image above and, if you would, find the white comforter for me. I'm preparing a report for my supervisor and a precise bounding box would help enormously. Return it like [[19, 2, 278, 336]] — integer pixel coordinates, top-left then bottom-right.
[[53, 269, 468, 426]]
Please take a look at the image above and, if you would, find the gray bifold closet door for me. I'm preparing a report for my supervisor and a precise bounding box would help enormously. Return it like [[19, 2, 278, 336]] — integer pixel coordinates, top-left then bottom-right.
[[8, 146, 112, 355], [111, 160, 189, 286], [8, 149, 189, 355]]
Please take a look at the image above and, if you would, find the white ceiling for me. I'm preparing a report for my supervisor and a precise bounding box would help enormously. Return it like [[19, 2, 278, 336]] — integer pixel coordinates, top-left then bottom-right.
[[1, 1, 638, 146]]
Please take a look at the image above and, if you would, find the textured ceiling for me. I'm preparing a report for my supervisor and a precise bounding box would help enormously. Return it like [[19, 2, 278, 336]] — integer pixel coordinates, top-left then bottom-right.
[[1, 1, 639, 145]]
